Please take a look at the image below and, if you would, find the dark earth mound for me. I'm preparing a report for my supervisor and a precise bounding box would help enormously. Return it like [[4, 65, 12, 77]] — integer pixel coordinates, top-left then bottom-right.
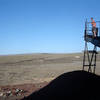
[[22, 70, 100, 100]]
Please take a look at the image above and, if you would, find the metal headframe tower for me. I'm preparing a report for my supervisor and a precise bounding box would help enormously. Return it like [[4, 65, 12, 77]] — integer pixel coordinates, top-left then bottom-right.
[[83, 19, 100, 73]]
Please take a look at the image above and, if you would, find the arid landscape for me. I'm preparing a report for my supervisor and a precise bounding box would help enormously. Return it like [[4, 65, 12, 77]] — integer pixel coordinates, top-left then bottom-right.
[[0, 53, 100, 100]]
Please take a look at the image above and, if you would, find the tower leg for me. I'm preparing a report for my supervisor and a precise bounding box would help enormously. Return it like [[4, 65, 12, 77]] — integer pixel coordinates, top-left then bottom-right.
[[83, 42, 97, 73]]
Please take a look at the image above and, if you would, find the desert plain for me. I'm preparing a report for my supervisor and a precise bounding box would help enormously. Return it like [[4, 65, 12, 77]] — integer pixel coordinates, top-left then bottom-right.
[[0, 53, 100, 99]]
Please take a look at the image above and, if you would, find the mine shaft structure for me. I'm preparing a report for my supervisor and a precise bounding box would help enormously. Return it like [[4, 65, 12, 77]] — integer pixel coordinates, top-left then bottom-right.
[[83, 19, 100, 73]]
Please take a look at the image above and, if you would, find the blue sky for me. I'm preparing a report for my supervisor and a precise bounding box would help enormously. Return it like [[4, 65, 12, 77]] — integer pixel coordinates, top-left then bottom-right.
[[0, 0, 100, 55]]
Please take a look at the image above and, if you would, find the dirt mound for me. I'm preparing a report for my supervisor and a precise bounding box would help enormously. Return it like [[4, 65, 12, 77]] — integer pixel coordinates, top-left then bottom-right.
[[22, 70, 100, 100]]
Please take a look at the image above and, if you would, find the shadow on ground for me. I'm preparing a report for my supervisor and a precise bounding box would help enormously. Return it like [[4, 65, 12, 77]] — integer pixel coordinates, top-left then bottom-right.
[[22, 70, 100, 100]]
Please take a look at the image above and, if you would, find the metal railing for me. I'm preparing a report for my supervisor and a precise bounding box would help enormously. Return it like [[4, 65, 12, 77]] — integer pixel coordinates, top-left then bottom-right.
[[85, 20, 100, 36]]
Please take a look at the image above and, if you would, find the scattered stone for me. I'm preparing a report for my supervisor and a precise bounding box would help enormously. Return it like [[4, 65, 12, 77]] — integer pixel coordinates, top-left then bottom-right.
[[0, 82, 48, 99], [5, 91, 12, 97], [75, 56, 80, 59], [0, 92, 3, 96], [0, 88, 28, 98]]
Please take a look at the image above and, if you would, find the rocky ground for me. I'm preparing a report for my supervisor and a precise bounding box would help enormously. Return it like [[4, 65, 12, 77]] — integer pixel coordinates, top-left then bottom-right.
[[0, 82, 48, 100]]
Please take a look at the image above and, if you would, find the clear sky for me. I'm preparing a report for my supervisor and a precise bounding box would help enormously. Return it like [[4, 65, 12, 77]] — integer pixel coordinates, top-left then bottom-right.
[[0, 0, 100, 55]]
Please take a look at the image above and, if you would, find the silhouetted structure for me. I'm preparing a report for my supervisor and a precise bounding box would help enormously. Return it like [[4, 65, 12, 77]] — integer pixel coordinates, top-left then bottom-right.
[[83, 19, 100, 73], [22, 70, 100, 100]]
